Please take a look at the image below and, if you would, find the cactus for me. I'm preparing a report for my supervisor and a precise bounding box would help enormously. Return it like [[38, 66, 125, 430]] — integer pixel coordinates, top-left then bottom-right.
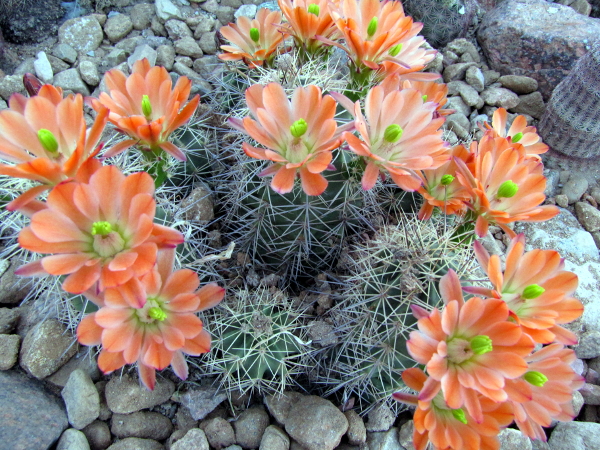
[[315, 214, 477, 411]]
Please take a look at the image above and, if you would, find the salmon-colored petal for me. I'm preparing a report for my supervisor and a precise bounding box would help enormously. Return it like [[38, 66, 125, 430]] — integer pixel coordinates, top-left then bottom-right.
[[166, 313, 204, 339], [159, 323, 186, 351], [98, 350, 126, 374], [197, 284, 225, 312], [171, 350, 189, 380], [76, 314, 102, 345], [138, 362, 156, 390], [182, 328, 211, 355], [299, 167, 328, 196], [62, 263, 101, 294], [143, 339, 173, 370], [271, 166, 297, 194], [160, 269, 200, 300], [41, 253, 91, 275]]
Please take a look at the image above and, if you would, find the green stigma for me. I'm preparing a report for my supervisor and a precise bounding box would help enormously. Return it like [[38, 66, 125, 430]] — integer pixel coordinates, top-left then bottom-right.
[[511, 132, 524, 143], [38, 129, 59, 154], [250, 27, 260, 42], [367, 17, 378, 37], [141, 95, 152, 118], [440, 174, 455, 186], [384, 124, 403, 143], [471, 335, 493, 355], [389, 43, 403, 57], [524, 370, 548, 387], [497, 180, 519, 198], [422, 94, 428, 102], [522, 284, 545, 299], [148, 307, 167, 322], [451, 408, 468, 424], [290, 118, 308, 138], [91, 221, 113, 236], [308, 3, 320, 15]]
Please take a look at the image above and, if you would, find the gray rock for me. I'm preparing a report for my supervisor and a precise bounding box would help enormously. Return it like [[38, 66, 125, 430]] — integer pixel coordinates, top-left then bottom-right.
[[512, 91, 545, 119], [165, 19, 194, 40], [366, 404, 395, 432], [482, 69, 501, 87], [177, 387, 227, 421], [156, 45, 176, 70], [445, 113, 471, 139], [201, 417, 236, 449], [216, 6, 236, 25], [106, 48, 128, 69], [481, 87, 520, 109], [194, 16, 218, 37], [151, 16, 167, 36], [344, 410, 366, 445], [575, 202, 600, 232], [198, 32, 218, 55], [548, 421, 600, 449], [59, 16, 104, 54], [591, 187, 600, 204], [116, 36, 145, 55], [201, 0, 220, 14], [0, 75, 25, 101], [79, 61, 100, 87], [53, 43, 78, 64], [34, 51, 54, 83], [233, 407, 270, 449], [457, 82, 484, 109], [171, 428, 209, 450], [111, 411, 173, 440], [264, 392, 305, 426], [62, 369, 100, 429], [0, 307, 20, 334], [174, 37, 204, 58], [445, 95, 471, 117], [156, 0, 183, 21], [193, 55, 219, 77], [443, 62, 476, 82], [499, 75, 539, 94], [575, 331, 600, 358], [442, 50, 459, 66], [53, 69, 91, 96], [20, 319, 78, 379], [580, 383, 600, 405], [82, 420, 112, 450], [0, 370, 68, 450], [223, 446, 243, 450], [562, 176, 589, 204], [259, 425, 290, 450], [572, 390, 584, 417], [544, 169, 561, 197], [104, 14, 133, 43], [57, 429, 91, 450], [106, 437, 164, 450], [447, 38, 481, 63], [398, 421, 414, 450], [173, 63, 212, 95], [285, 396, 348, 450], [131, 3, 156, 30], [470, 113, 490, 133], [175, 56, 193, 67], [47, 55, 71, 75], [465, 65, 485, 92], [105, 375, 175, 414], [366, 427, 403, 450], [555, 194, 569, 208], [180, 185, 214, 223], [497, 428, 531, 450], [306, 320, 338, 346], [0, 334, 20, 370], [127, 44, 158, 69], [531, 440, 551, 450]]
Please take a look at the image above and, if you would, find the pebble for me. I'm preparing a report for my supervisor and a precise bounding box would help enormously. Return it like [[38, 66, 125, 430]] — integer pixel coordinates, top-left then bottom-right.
[[446, 38, 481, 63], [259, 425, 290, 450], [0, 307, 20, 334], [548, 421, 600, 450], [0, 334, 20, 370], [366, 404, 395, 432], [445, 113, 471, 139], [104, 14, 133, 43], [572, 390, 584, 417], [366, 427, 402, 450], [156, 45, 176, 70], [465, 65, 485, 92], [457, 82, 484, 109], [165, 19, 194, 40], [498, 75, 539, 94], [176, 386, 227, 421], [544, 169, 561, 197], [590, 187, 600, 204], [53, 68, 91, 96], [555, 194, 569, 208], [574, 202, 600, 232], [34, 51, 54, 83], [482, 69, 501, 87], [105, 375, 174, 414], [580, 383, 600, 405], [174, 37, 204, 58], [443, 62, 476, 82], [445, 95, 471, 117], [232, 407, 270, 449], [512, 91, 545, 118], [480, 86, 520, 109], [56, 429, 91, 450], [264, 391, 305, 426], [156, 0, 184, 21], [79, 60, 100, 86], [198, 32, 218, 55], [82, 420, 112, 450], [171, 428, 209, 450], [58, 16, 104, 54], [200, 417, 236, 449], [128, 44, 158, 69], [497, 428, 531, 450], [62, 369, 100, 430], [562, 176, 589, 204], [106, 437, 164, 450], [130, 3, 156, 30], [180, 185, 215, 223], [53, 43, 78, 64], [194, 16, 218, 37], [0, 75, 25, 101], [111, 411, 173, 440], [344, 410, 366, 445]]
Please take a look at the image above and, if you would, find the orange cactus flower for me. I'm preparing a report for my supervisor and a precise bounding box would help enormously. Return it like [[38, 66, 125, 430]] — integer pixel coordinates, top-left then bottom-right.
[[393, 367, 514, 450], [229, 82, 344, 196], [90, 58, 199, 161], [407, 270, 534, 423], [455, 135, 559, 237], [342, 84, 448, 191], [219, 8, 288, 68], [465, 234, 583, 345], [77, 249, 225, 390], [505, 344, 585, 441], [16, 165, 184, 296], [484, 108, 548, 158], [278, 0, 340, 53], [0, 84, 108, 211], [379, 75, 453, 117]]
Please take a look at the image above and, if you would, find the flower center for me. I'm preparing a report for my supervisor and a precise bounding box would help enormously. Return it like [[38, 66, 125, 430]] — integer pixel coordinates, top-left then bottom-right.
[[446, 335, 493, 364], [250, 27, 260, 43], [524, 370, 548, 387], [90, 222, 126, 258], [38, 129, 59, 154], [308, 3, 320, 15], [136, 298, 167, 324], [497, 180, 518, 199], [141, 95, 152, 119], [367, 17, 378, 38], [384, 124, 403, 143], [440, 174, 455, 186]]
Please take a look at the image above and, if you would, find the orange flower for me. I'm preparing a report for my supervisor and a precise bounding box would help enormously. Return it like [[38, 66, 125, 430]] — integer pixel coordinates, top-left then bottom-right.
[[407, 270, 534, 422], [16, 165, 184, 296], [484, 108, 548, 158], [342, 84, 448, 191], [229, 82, 344, 196], [393, 368, 513, 450], [219, 8, 288, 68], [465, 234, 583, 345], [278, 0, 340, 53], [455, 135, 559, 237], [379, 75, 453, 117], [90, 58, 199, 160], [0, 84, 108, 211], [77, 249, 225, 390], [505, 344, 584, 441]]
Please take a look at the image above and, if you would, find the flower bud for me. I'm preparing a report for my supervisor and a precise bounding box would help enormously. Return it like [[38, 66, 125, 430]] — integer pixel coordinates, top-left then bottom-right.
[[440, 174, 455, 186], [91, 221, 113, 236], [250, 27, 260, 42], [290, 118, 308, 138], [38, 129, 59, 154], [383, 124, 403, 143], [308, 3, 320, 15], [149, 307, 167, 321], [367, 17, 378, 37], [497, 180, 518, 198], [524, 370, 548, 387], [141, 95, 152, 118], [522, 284, 545, 299], [471, 335, 493, 355], [389, 43, 403, 57], [451, 408, 468, 424], [511, 132, 523, 143]]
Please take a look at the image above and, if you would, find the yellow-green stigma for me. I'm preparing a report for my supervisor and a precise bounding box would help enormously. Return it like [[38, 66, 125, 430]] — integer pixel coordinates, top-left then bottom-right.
[[451, 408, 468, 424], [91, 221, 113, 236], [141, 95, 152, 118], [522, 284, 545, 299], [308, 3, 320, 15], [389, 43, 403, 57], [384, 124, 403, 143], [148, 306, 167, 322], [38, 129, 59, 154], [511, 132, 524, 143], [497, 180, 519, 198], [290, 118, 308, 138], [471, 335, 493, 355], [440, 174, 455, 186], [367, 17, 378, 37], [524, 370, 548, 387], [422, 94, 428, 102], [250, 27, 260, 42]]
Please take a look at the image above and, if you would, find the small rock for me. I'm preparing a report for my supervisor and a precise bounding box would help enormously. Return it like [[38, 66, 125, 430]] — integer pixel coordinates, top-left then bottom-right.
[[465, 66, 485, 92], [111, 411, 173, 440], [544, 169, 561, 197], [481, 87, 520, 109], [180, 184, 214, 223], [105, 374, 175, 414], [174, 37, 204, 58], [127, 44, 158, 69], [580, 383, 600, 405], [446, 38, 480, 62], [498, 75, 539, 94], [442, 50, 459, 66], [59, 16, 104, 54], [443, 62, 476, 82], [445, 113, 471, 139], [497, 428, 531, 450], [106, 437, 164, 450], [156, 45, 176, 70], [457, 82, 484, 109], [104, 14, 133, 43], [398, 421, 415, 450], [79, 61, 100, 86], [34, 51, 54, 83], [555, 194, 569, 208], [482, 69, 501, 87], [512, 91, 545, 119], [366, 427, 402, 450], [562, 177, 589, 204], [173, 62, 212, 94], [53, 69, 91, 96], [156, 0, 183, 21], [47, 55, 71, 74], [131, 3, 156, 30], [57, 429, 91, 450], [165, 19, 194, 40], [0, 307, 20, 334], [445, 95, 471, 117], [264, 391, 305, 426], [307, 320, 338, 347], [344, 410, 366, 445], [201, 417, 236, 449], [106, 48, 128, 69], [233, 407, 270, 449], [572, 390, 584, 417], [62, 369, 100, 430], [366, 404, 395, 432], [171, 428, 209, 450], [0, 334, 20, 370], [82, 420, 112, 450], [235, 4, 258, 19], [198, 32, 218, 55], [53, 43, 78, 64], [0, 75, 25, 101], [116, 36, 144, 55], [548, 421, 600, 450], [590, 187, 600, 205], [259, 425, 290, 450], [575, 202, 600, 232], [194, 17, 218, 37]]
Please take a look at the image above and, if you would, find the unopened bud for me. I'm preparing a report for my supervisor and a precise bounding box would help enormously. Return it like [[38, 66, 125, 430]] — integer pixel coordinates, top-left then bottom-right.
[[148, 307, 167, 321], [389, 43, 403, 57], [308, 3, 320, 15], [91, 221, 113, 236], [440, 174, 455, 186], [524, 370, 548, 387], [511, 132, 523, 143], [497, 180, 519, 198], [383, 124, 403, 143], [522, 284, 545, 299], [471, 335, 493, 355], [141, 95, 152, 118], [250, 27, 260, 42], [38, 129, 59, 154], [451, 408, 468, 424], [290, 118, 308, 138], [367, 17, 378, 37]]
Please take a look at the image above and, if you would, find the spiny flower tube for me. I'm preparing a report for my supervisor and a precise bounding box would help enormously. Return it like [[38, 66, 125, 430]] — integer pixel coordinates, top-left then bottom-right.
[[465, 234, 583, 345], [407, 270, 534, 423], [77, 249, 225, 390], [484, 108, 548, 158], [219, 8, 288, 68], [0, 84, 108, 211], [229, 83, 345, 196], [393, 368, 514, 450], [89, 58, 199, 161], [278, 0, 339, 54], [16, 165, 184, 297], [341, 85, 448, 191]]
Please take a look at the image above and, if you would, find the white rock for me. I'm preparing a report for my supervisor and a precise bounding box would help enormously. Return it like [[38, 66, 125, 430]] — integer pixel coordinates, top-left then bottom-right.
[[34, 52, 54, 83], [235, 4, 257, 19], [155, 0, 183, 21]]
